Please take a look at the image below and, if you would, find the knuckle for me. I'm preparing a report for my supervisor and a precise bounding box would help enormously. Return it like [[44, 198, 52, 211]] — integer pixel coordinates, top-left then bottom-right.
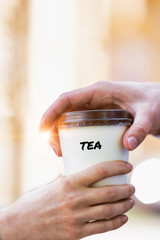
[[60, 179, 75, 208], [107, 188, 117, 201], [63, 176, 74, 191], [97, 222, 108, 233], [65, 225, 79, 240], [122, 201, 130, 213], [58, 92, 71, 107], [93, 80, 106, 87], [63, 213, 79, 227], [111, 219, 121, 230], [149, 106, 159, 123], [98, 80, 107, 86], [117, 161, 127, 170], [92, 81, 110, 92], [121, 199, 133, 214], [137, 123, 148, 137], [150, 105, 157, 115], [63, 192, 80, 210], [95, 166, 108, 178], [60, 176, 82, 209], [59, 92, 68, 100], [64, 214, 74, 224], [104, 205, 114, 218], [63, 195, 76, 209]]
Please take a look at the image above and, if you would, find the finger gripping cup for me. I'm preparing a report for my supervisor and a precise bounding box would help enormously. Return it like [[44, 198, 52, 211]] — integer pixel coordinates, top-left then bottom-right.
[[57, 109, 133, 187]]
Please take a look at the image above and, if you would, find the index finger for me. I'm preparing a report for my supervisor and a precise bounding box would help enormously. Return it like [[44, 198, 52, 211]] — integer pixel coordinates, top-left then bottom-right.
[[75, 160, 133, 187], [39, 82, 114, 131], [39, 86, 95, 131]]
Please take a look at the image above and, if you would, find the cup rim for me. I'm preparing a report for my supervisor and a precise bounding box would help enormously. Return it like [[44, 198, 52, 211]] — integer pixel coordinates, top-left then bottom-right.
[[56, 109, 133, 128]]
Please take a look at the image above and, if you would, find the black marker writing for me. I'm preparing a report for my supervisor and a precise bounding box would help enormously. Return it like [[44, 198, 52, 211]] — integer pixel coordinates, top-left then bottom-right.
[[80, 141, 102, 150]]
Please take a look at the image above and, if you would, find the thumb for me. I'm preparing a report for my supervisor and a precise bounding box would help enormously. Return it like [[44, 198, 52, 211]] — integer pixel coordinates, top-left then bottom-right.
[[123, 110, 152, 151]]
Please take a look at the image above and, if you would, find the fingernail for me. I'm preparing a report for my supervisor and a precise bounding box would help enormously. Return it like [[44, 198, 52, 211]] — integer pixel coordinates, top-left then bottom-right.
[[128, 136, 139, 150], [129, 184, 136, 193], [121, 215, 128, 224], [129, 199, 135, 208], [127, 163, 133, 171]]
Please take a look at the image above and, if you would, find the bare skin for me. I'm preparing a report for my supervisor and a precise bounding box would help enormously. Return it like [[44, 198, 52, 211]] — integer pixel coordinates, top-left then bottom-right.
[[0, 161, 135, 240], [40, 81, 160, 156]]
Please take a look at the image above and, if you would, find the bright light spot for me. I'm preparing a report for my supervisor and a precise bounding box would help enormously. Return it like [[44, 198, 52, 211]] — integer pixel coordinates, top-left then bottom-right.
[[39, 131, 50, 143], [131, 158, 160, 204]]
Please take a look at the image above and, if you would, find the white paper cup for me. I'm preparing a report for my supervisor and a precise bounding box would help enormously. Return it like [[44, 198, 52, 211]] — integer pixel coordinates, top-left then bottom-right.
[[57, 109, 133, 187]]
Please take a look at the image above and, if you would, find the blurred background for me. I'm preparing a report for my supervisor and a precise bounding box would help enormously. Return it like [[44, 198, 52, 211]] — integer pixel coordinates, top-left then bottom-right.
[[0, 0, 160, 239]]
